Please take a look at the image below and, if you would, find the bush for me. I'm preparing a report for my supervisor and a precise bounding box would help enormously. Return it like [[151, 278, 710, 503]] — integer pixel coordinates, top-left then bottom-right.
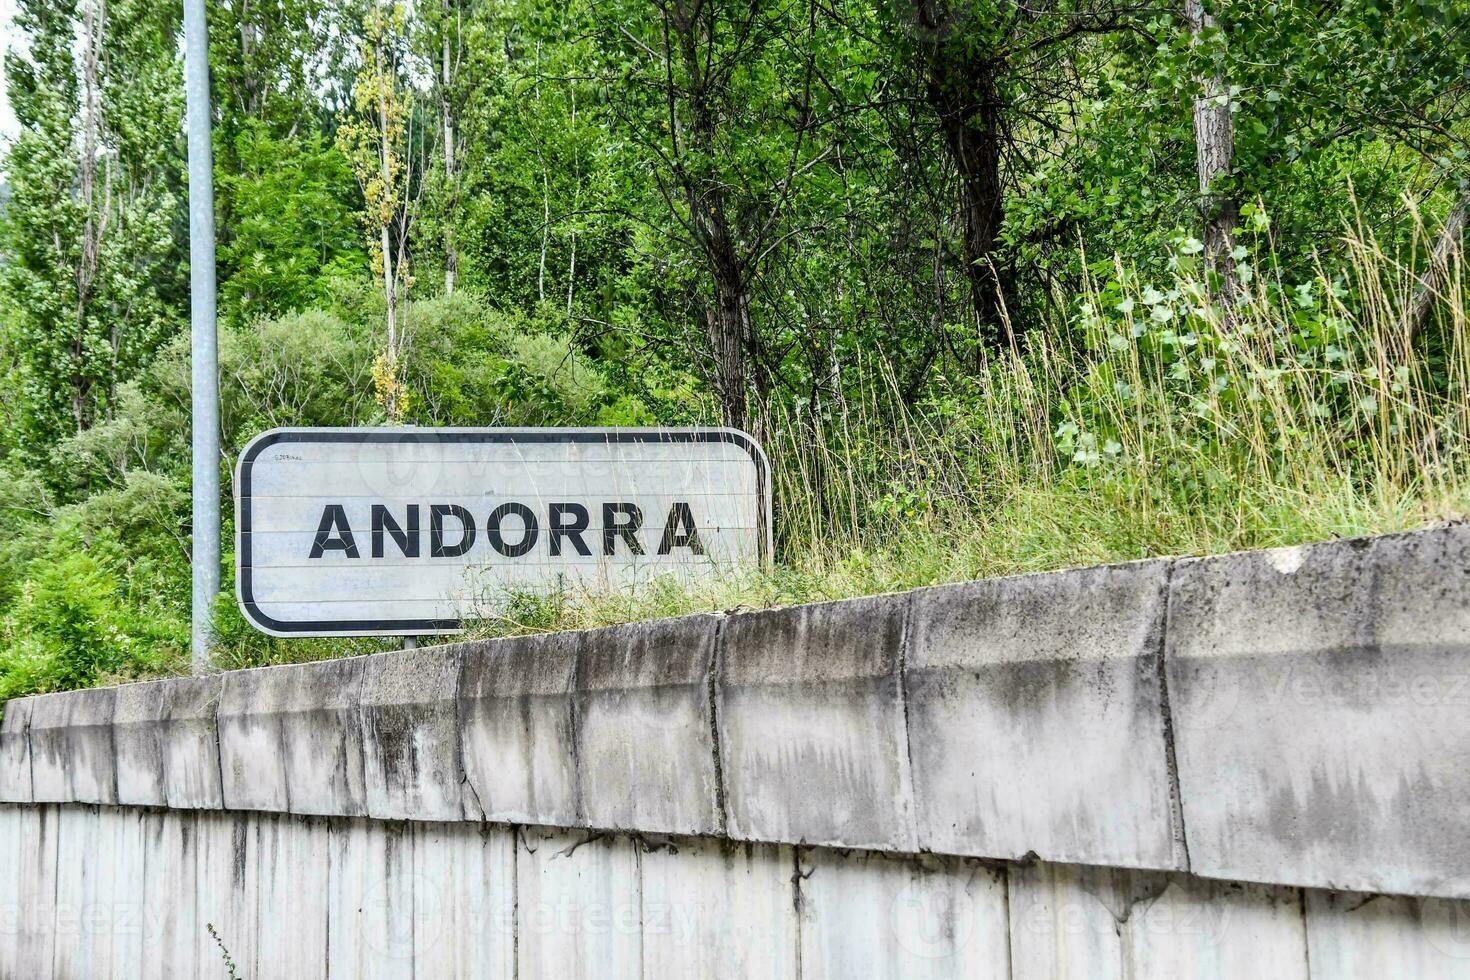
[[0, 522, 184, 698]]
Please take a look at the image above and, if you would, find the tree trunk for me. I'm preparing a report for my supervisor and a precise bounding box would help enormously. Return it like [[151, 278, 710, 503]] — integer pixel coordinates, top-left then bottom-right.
[[375, 28, 398, 367], [671, 0, 751, 430], [376, 28, 400, 422], [380, 223, 397, 355], [688, 160, 750, 428], [239, 0, 260, 116], [937, 77, 1012, 346], [1407, 195, 1469, 342], [1186, 0, 1239, 306], [909, 0, 1016, 347], [705, 298, 750, 429], [74, 0, 104, 432], [538, 165, 549, 303], [691, 179, 751, 431], [705, 228, 751, 430], [441, 18, 458, 295]]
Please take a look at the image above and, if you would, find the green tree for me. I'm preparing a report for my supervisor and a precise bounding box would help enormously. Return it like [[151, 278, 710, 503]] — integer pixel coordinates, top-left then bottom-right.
[[591, 0, 828, 428], [218, 122, 365, 322], [337, 0, 419, 420], [1, 0, 184, 482]]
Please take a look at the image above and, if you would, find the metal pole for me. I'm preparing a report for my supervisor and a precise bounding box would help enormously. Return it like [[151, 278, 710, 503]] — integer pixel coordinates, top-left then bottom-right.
[[184, 0, 219, 674]]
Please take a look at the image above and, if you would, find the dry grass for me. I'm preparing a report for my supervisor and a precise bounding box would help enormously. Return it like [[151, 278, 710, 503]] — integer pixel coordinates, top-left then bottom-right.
[[454, 224, 1470, 640], [171, 221, 1470, 673]]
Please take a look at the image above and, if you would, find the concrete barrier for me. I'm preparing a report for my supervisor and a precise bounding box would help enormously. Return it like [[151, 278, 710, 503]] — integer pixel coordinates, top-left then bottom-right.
[[904, 558, 1182, 870], [0, 696, 32, 803], [3, 524, 1470, 904], [459, 631, 581, 825], [574, 615, 722, 836], [156, 675, 224, 808], [111, 676, 225, 809], [717, 593, 916, 851], [360, 645, 465, 821], [28, 687, 115, 804], [112, 680, 168, 807], [218, 656, 366, 815], [1006, 861, 1311, 980], [1167, 528, 1470, 900]]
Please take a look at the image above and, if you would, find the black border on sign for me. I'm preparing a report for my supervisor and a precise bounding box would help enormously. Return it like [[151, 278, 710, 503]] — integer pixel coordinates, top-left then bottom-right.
[[235, 428, 772, 637]]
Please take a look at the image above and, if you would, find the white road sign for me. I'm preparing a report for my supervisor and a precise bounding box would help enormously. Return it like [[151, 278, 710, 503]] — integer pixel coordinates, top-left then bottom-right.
[[235, 427, 771, 636]]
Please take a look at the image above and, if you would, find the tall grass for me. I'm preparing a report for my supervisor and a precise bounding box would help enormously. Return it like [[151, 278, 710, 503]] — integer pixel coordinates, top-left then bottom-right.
[[21, 220, 1466, 689], [461, 225, 1470, 639]]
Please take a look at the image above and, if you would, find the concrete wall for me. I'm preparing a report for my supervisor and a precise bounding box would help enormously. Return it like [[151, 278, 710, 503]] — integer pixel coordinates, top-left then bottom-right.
[[3, 525, 1470, 976], [3, 803, 1470, 980]]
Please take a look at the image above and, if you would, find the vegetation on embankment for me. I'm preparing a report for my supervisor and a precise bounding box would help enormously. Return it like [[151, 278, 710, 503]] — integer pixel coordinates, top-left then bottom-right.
[[459, 228, 1470, 641], [2, 0, 1468, 695], [3, 228, 1468, 695]]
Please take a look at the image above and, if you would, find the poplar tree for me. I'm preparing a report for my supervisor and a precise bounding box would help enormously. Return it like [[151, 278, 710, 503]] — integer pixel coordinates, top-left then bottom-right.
[[1, 0, 183, 480], [337, 1, 417, 421]]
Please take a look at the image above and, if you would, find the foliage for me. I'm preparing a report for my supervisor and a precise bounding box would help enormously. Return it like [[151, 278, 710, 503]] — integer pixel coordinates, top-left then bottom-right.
[[206, 923, 243, 980], [218, 123, 365, 323], [0, 289, 677, 695], [1, 0, 1469, 694], [454, 227, 1470, 639], [337, 0, 417, 420], [1, 0, 185, 478]]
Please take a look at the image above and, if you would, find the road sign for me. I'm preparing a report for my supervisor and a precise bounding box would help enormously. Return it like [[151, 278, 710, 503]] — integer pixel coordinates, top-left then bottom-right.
[[234, 427, 772, 637]]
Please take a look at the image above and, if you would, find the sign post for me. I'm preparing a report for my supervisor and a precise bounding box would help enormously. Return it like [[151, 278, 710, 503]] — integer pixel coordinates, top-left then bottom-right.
[[183, 0, 219, 672], [234, 427, 771, 637]]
